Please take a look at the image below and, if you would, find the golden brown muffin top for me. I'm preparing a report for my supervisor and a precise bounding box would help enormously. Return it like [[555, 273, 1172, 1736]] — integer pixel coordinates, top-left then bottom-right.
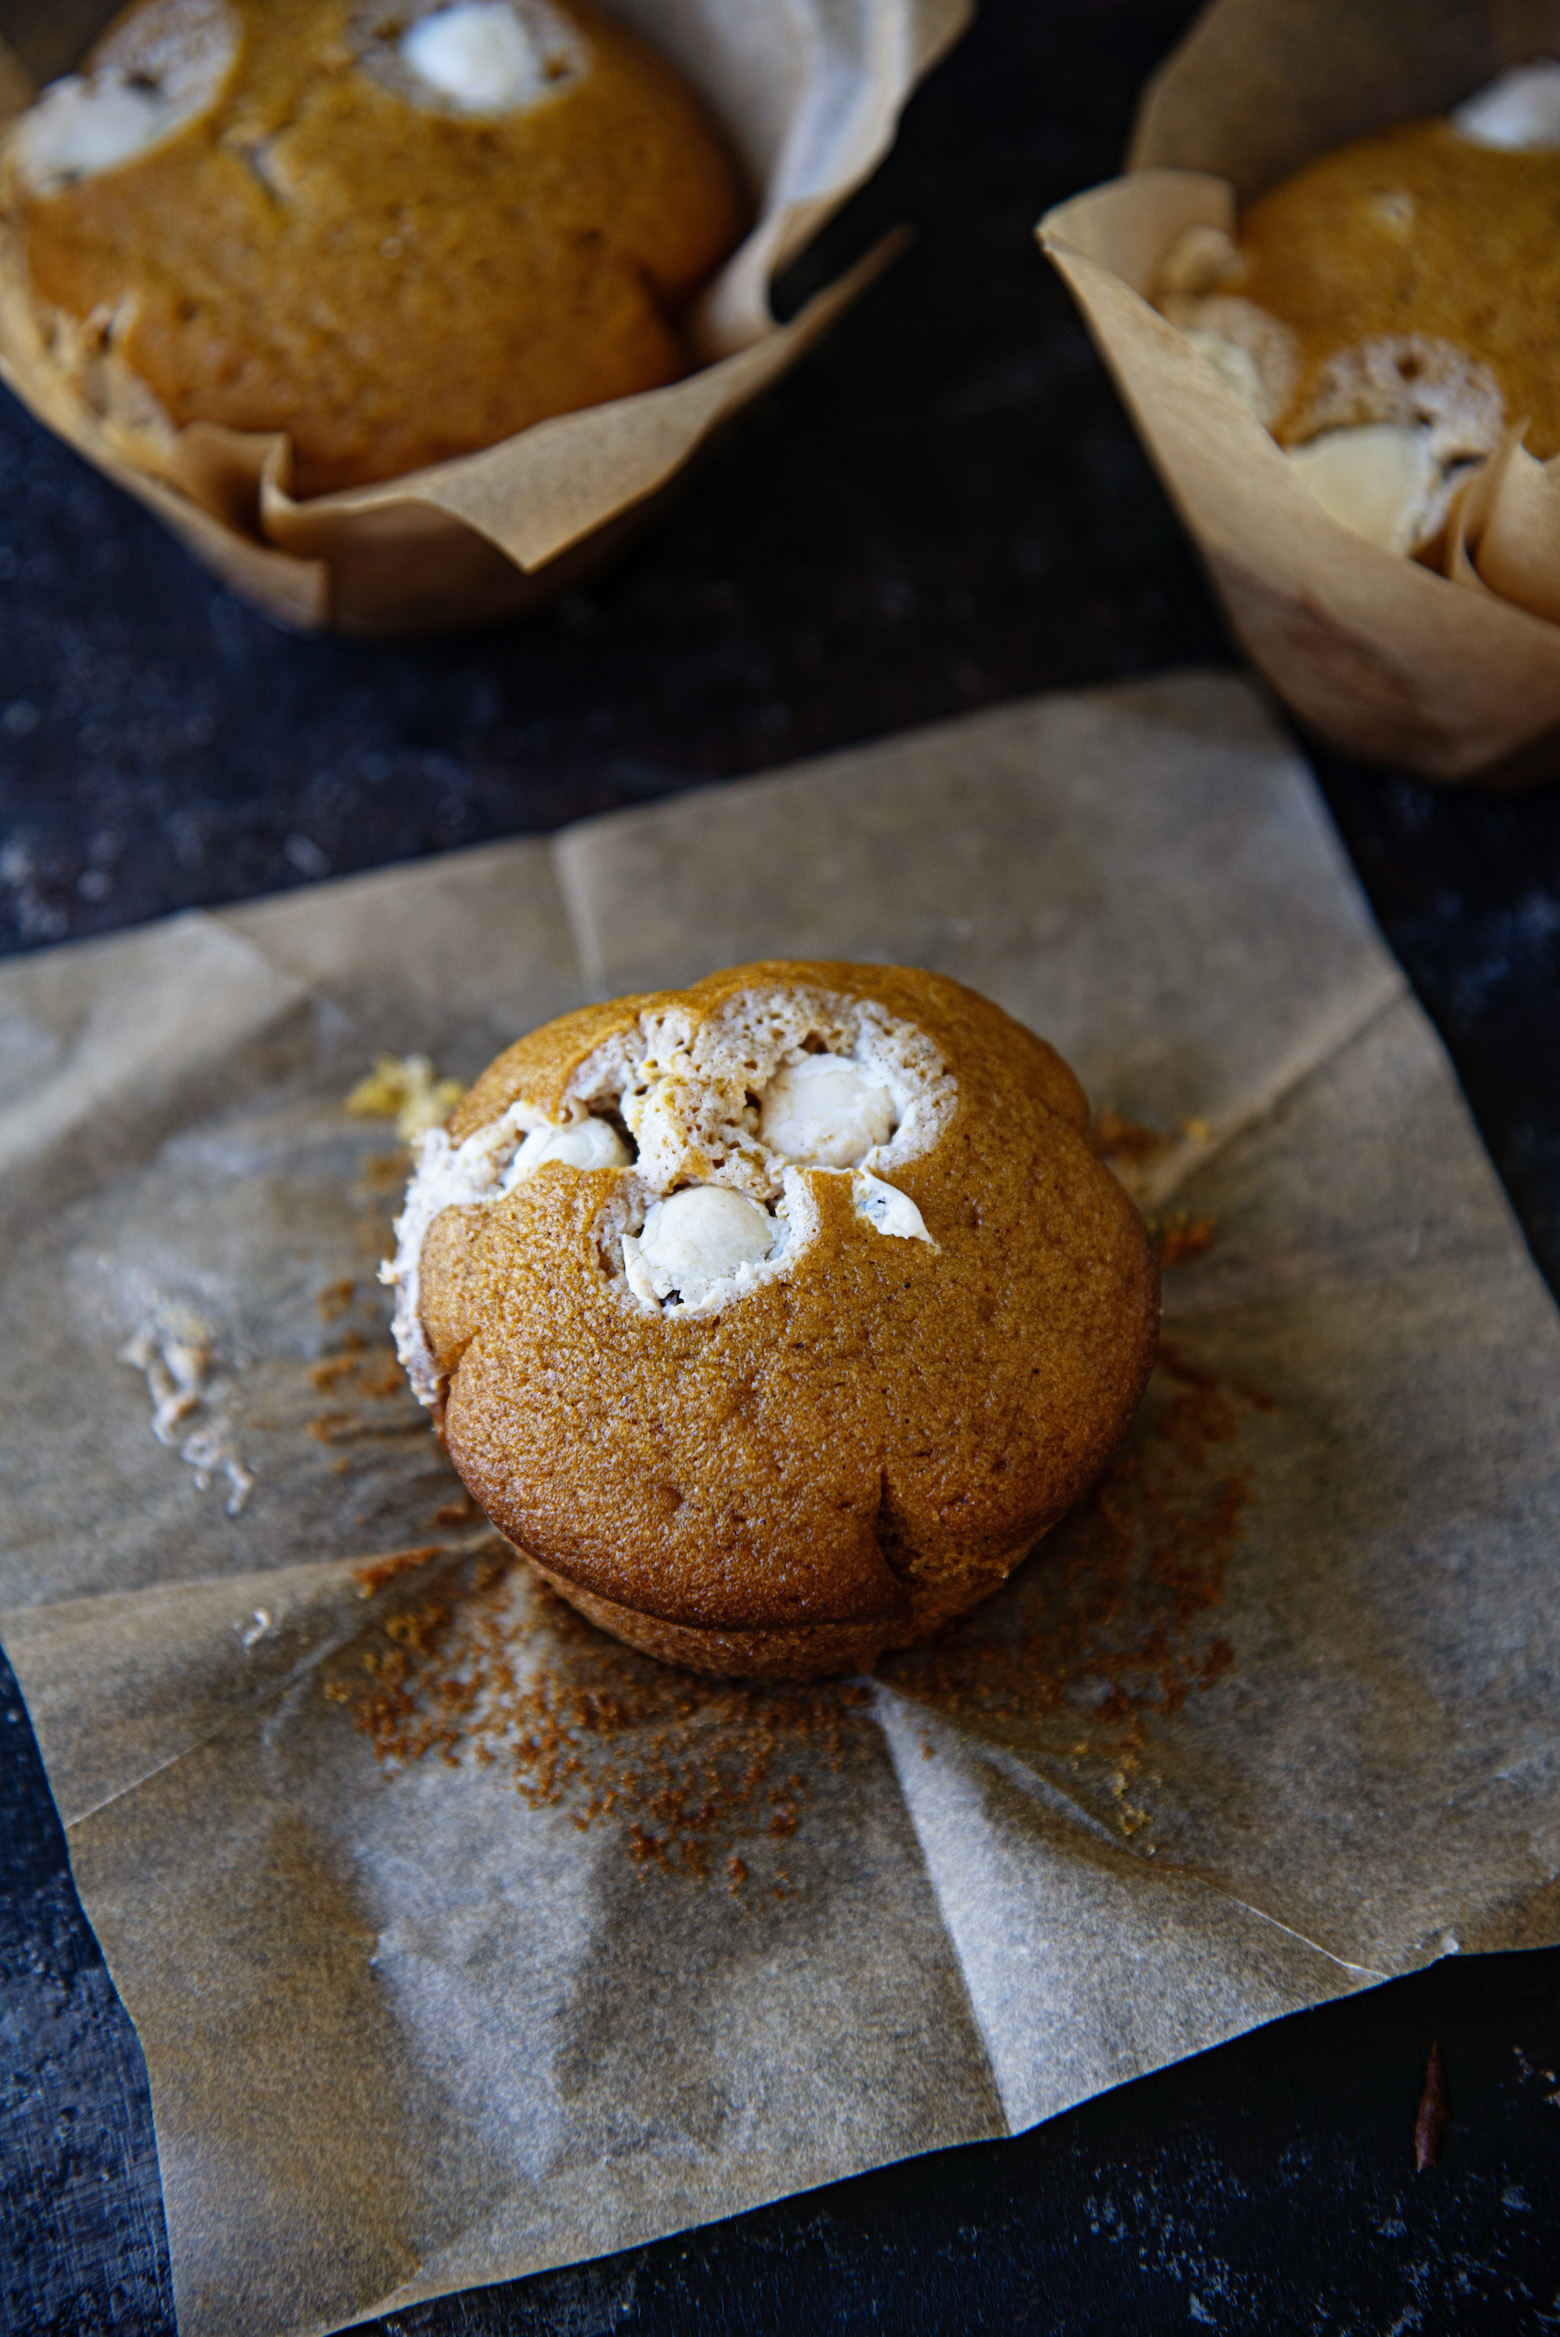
[[1233, 120, 1560, 457], [10, 0, 746, 493], [406, 963, 1158, 1644]]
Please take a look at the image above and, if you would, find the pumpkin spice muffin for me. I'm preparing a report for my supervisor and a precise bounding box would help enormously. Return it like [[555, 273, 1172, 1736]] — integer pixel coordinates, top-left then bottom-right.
[[2, 0, 746, 495], [1154, 63, 1560, 558], [385, 962, 1160, 1682]]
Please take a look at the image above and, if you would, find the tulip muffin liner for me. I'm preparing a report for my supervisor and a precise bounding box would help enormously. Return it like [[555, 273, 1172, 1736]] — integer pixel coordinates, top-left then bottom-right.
[[0, 0, 966, 633], [1039, 0, 1560, 780]]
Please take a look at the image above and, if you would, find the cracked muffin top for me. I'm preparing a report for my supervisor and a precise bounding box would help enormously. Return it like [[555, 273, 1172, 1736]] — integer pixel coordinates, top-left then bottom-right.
[[4, 0, 746, 495], [388, 962, 1160, 1682]]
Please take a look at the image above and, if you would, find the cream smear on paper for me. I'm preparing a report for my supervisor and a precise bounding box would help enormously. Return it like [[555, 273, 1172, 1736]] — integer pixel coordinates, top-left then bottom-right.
[[119, 1301, 255, 1515]]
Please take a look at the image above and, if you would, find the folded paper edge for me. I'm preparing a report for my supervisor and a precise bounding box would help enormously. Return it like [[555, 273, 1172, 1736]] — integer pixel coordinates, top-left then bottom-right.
[[301, 232, 910, 573], [694, 0, 971, 352]]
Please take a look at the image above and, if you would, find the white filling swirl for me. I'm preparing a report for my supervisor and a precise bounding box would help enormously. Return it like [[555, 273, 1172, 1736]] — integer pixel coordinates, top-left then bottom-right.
[[11, 0, 238, 193], [402, 3, 555, 111], [1453, 62, 1560, 150], [384, 983, 956, 1407]]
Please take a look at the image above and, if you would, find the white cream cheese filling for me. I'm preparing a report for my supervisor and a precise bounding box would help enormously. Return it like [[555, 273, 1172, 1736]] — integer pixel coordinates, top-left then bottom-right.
[[1453, 61, 1560, 150], [1182, 328, 1271, 422], [15, 80, 173, 188], [1287, 422, 1442, 555], [367, 0, 588, 115], [503, 1116, 630, 1185], [384, 1097, 549, 1408], [758, 1053, 896, 1169], [385, 983, 958, 1404], [852, 1169, 933, 1243], [623, 1185, 779, 1311], [10, 0, 237, 194], [402, 3, 552, 110]]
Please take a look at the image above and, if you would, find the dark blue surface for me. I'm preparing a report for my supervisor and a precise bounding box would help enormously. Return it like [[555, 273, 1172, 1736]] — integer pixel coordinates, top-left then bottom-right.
[[0, 1647, 173, 2335], [2, 0, 1559, 2328], [346, 1953, 1560, 2335]]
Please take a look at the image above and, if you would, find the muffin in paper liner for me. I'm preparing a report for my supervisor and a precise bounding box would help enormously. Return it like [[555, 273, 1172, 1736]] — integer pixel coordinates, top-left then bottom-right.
[[0, 0, 967, 634], [1038, 0, 1560, 781]]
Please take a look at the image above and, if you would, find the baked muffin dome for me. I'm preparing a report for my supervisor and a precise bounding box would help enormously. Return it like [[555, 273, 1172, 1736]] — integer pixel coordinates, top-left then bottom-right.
[[1154, 65, 1560, 557], [5, 0, 746, 495], [388, 962, 1159, 1683], [1231, 128, 1560, 455]]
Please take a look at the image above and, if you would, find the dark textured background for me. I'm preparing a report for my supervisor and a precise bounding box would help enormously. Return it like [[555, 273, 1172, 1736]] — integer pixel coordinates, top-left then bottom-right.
[[3, 0, 1560, 2329]]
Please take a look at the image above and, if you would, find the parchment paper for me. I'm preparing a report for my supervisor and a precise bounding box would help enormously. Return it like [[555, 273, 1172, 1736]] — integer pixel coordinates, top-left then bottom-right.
[[2, 669, 1559, 2337], [1038, 0, 1560, 781], [0, 0, 966, 632]]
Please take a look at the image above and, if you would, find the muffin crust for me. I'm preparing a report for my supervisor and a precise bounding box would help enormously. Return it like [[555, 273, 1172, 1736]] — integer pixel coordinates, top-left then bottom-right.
[[401, 963, 1160, 1680], [1234, 121, 1560, 459]]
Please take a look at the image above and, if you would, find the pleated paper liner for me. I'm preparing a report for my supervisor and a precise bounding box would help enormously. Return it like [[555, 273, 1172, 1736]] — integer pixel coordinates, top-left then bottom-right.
[[1038, 0, 1560, 782], [0, 0, 965, 634]]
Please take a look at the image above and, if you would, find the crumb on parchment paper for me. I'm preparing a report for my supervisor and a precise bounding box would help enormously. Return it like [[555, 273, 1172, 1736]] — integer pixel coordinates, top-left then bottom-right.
[[1090, 1106, 1217, 1266], [352, 1544, 448, 1597], [324, 1539, 877, 1896], [882, 1342, 1269, 1849], [346, 1054, 465, 1142], [1093, 1106, 1171, 1167], [324, 1341, 1267, 1875], [1152, 1212, 1217, 1269]]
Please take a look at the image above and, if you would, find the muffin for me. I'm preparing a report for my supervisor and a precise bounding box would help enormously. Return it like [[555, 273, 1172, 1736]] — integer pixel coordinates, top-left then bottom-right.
[[1154, 62, 1560, 558], [2, 0, 746, 496], [385, 962, 1160, 1683]]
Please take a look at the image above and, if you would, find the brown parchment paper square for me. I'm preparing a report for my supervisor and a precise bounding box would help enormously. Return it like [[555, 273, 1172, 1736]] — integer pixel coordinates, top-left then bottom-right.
[[0, 0, 967, 633], [2, 669, 1559, 2336], [1038, 0, 1560, 780]]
